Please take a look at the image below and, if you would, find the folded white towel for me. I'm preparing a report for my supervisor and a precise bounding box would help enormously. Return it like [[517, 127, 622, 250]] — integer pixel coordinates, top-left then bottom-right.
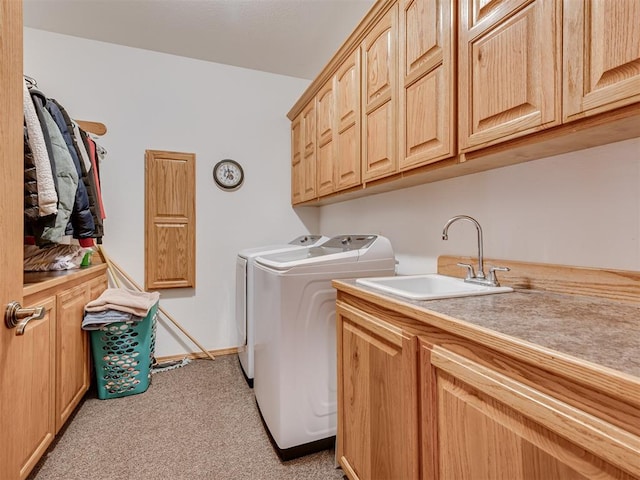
[[85, 288, 160, 317]]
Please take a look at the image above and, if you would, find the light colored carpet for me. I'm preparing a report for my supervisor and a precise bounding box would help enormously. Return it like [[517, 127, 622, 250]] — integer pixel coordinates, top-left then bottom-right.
[[29, 355, 345, 480]]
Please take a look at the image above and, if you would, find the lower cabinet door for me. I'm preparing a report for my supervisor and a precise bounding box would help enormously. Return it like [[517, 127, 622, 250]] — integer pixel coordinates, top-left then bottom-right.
[[336, 301, 419, 480], [55, 284, 91, 432], [429, 346, 640, 480], [0, 297, 56, 480]]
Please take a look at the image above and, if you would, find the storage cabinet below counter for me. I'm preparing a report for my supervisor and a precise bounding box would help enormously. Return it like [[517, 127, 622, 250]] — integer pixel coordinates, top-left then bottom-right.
[[9, 265, 108, 479], [333, 271, 640, 480]]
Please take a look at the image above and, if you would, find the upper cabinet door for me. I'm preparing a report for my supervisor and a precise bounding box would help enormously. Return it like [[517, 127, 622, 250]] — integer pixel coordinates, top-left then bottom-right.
[[301, 101, 317, 202], [316, 78, 336, 197], [458, 0, 561, 151], [362, 5, 398, 182], [563, 0, 640, 122], [399, 0, 455, 170], [291, 114, 303, 204], [335, 50, 362, 192]]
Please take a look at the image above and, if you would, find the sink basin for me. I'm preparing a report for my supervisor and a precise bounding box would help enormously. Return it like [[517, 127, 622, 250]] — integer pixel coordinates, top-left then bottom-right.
[[355, 273, 513, 300]]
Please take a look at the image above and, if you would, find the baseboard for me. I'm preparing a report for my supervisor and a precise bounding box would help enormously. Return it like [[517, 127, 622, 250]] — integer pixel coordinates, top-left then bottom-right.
[[155, 346, 238, 363]]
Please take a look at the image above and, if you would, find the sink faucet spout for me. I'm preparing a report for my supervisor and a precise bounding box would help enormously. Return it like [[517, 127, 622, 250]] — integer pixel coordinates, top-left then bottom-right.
[[442, 215, 486, 279]]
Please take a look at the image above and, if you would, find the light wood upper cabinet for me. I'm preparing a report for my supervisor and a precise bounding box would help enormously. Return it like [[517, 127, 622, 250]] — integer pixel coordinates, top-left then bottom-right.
[[288, 0, 640, 206], [458, 0, 561, 151], [301, 101, 318, 201], [399, 0, 455, 170], [291, 114, 303, 204], [362, 5, 398, 181], [335, 50, 362, 192], [316, 78, 336, 197], [336, 301, 419, 480], [563, 0, 640, 121], [316, 50, 362, 197]]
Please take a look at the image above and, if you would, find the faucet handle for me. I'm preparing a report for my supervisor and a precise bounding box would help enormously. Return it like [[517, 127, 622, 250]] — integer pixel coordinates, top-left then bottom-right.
[[456, 263, 475, 280], [488, 266, 510, 286]]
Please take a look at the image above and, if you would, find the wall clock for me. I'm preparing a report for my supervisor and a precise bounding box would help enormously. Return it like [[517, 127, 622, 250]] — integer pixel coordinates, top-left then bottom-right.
[[213, 159, 244, 190]]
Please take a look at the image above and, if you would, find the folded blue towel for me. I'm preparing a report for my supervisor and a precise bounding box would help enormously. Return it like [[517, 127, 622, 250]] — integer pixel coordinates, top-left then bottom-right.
[[82, 309, 143, 331]]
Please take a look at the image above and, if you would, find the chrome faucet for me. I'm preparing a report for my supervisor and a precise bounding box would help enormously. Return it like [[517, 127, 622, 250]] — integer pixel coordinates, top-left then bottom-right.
[[441, 215, 509, 287]]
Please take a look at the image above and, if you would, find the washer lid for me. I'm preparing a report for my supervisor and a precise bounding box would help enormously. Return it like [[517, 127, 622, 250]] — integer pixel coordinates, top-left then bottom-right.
[[255, 235, 380, 270], [237, 235, 327, 259]]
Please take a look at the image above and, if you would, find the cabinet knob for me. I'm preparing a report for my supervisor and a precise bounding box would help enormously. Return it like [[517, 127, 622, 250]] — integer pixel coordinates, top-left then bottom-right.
[[5, 301, 46, 336]]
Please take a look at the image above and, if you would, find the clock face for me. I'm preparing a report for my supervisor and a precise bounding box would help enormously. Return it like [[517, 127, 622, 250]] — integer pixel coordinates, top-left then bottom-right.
[[213, 159, 244, 190]]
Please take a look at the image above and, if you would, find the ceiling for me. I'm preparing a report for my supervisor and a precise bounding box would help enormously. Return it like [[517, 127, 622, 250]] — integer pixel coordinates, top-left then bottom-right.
[[23, 0, 375, 80]]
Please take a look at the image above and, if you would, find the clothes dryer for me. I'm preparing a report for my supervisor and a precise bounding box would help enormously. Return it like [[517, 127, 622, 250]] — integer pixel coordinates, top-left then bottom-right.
[[252, 235, 395, 459], [235, 235, 327, 386]]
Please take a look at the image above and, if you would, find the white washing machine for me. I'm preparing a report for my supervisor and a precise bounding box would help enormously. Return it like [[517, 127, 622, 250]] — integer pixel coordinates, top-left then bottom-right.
[[252, 235, 395, 459], [235, 235, 327, 386]]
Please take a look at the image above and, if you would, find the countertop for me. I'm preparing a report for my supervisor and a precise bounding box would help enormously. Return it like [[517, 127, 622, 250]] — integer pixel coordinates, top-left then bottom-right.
[[334, 280, 640, 379]]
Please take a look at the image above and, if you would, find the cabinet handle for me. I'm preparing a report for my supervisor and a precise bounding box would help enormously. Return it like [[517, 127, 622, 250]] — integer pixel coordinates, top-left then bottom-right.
[[5, 301, 46, 336]]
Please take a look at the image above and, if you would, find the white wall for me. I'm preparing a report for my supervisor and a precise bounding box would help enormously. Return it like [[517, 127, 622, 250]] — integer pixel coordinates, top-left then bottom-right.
[[24, 28, 319, 357], [319, 137, 640, 274]]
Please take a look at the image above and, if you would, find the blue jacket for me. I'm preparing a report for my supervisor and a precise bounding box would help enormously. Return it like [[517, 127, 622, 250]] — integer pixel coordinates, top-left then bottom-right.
[[45, 99, 95, 239]]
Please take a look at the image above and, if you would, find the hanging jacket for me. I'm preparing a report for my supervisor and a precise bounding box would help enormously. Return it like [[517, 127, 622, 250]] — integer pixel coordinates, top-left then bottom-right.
[[29, 88, 59, 196], [80, 130, 107, 225], [24, 126, 40, 223], [45, 99, 95, 239], [22, 80, 57, 217], [39, 108, 79, 244], [72, 122, 103, 241]]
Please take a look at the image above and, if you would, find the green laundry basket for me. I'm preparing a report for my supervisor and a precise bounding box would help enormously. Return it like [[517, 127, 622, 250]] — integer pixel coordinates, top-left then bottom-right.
[[90, 302, 158, 399]]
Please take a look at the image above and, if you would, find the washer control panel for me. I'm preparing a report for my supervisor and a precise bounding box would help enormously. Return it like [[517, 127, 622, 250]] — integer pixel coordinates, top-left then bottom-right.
[[322, 235, 377, 250], [289, 235, 324, 245]]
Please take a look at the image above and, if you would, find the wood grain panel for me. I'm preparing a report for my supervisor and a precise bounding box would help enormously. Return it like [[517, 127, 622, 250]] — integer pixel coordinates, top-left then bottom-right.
[[433, 347, 640, 478], [459, 0, 560, 151], [399, 0, 455, 171], [0, 2, 34, 478], [8, 297, 56, 480], [563, 0, 640, 121], [316, 79, 335, 196], [290, 115, 303, 204], [55, 284, 90, 433], [301, 102, 317, 201], [337, 304, 419, 480], [145, 150, 196, 289], [335, 50, 362, 192], [362, 5, 398, 182]]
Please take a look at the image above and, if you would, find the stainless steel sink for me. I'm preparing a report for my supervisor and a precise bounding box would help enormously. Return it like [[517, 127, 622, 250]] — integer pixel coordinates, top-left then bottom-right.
[[355, 273, 513, 300]]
